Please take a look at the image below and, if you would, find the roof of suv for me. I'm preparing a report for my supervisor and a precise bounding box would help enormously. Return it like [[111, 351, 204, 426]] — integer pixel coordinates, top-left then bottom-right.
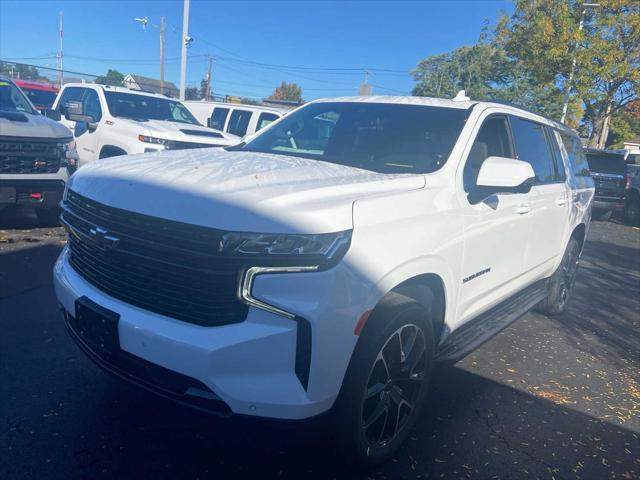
[[312, 95, 575, 134], [62, 83, 179, 100]]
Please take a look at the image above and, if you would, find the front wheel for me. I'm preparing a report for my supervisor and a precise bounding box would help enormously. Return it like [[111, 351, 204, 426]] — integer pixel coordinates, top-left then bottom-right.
[[537, 237, 580, 316], [333, 293, 434, 465]]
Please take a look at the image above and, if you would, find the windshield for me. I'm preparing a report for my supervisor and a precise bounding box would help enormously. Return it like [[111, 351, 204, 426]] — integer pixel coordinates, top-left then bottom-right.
[[586, 153, 627, 176], [21, 87, 58, 109], [0, 79, 36, 114], [241, 102, 470, 173], [104, 91, 200, 125]]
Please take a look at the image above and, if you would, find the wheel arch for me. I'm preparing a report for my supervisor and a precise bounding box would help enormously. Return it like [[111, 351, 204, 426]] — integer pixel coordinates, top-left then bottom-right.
[[99, 145, 127, 159], [571, 222, 587, 252]]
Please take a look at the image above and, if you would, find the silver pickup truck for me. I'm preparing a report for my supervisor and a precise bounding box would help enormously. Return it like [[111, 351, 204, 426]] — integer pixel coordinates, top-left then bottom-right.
[[0, 76, 77, 225]]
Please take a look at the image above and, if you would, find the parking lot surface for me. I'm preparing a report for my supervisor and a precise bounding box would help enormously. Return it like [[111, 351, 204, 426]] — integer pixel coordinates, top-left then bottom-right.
[[1, 208, 639, 480]]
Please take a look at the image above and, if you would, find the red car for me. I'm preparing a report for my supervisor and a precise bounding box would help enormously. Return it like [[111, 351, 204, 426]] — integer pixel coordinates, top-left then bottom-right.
[[14, 79, 59, 111]]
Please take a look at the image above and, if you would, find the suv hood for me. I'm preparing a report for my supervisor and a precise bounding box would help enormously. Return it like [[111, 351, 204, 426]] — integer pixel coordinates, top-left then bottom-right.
[[122, 118, 240, 145], [68, 149, 425, 233], [0, 111, 71, 140]]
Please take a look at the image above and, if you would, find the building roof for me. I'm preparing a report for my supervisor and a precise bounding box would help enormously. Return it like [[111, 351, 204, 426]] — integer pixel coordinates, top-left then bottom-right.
[[125, 74, 178, 97], [624, 136, 640, 145]]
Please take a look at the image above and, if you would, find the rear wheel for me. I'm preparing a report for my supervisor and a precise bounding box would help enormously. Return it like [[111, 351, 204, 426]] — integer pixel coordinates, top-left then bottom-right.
[[625, 192, 640, 226], [537, 237, 580, 316], [333, 293, 434, 465]]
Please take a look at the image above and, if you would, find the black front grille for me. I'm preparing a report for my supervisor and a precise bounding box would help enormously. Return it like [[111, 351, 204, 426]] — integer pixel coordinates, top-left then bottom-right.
[[0, 140, 63, 174], [167, 140, 222, 150], [62, 190, 249, 326]]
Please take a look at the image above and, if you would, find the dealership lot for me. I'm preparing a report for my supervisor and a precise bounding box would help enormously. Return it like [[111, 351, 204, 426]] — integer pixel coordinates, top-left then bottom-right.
[[1, 210, 638, 480]]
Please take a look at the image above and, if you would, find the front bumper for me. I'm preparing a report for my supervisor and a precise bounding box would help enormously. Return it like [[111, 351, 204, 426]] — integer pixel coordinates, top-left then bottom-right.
[[593, 197, 626, 212], [0, 178, 65, 209], [54, 247, 373, 420]]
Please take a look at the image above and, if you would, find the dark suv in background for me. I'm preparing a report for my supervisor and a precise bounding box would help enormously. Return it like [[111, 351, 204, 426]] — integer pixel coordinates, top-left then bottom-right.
[[585, 148, 627, 221]]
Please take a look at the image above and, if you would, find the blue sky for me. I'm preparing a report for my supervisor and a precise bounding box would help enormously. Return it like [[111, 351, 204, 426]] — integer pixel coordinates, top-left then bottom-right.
[[0, 0, 513, 100]]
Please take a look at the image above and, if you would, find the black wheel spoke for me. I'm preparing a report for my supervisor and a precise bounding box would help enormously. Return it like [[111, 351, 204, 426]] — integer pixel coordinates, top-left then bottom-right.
[[365, 381, 386, 400]]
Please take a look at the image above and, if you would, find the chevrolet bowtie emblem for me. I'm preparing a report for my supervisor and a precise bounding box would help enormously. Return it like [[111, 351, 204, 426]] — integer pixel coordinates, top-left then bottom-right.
[[88, 226, 120, 250]]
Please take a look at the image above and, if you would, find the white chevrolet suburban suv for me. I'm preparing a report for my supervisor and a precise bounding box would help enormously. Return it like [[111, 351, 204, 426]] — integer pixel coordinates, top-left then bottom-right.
[[51, 84, 240, 167], [53, 95, 594, 464]]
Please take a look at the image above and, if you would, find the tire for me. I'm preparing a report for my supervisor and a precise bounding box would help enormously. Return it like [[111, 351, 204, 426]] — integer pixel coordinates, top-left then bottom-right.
[[625, 192, 640, 226], [537, 237, 580, 316], [36, 207, 61, 227], [594, 209, 612, 221], [332, 292, 435, 466]]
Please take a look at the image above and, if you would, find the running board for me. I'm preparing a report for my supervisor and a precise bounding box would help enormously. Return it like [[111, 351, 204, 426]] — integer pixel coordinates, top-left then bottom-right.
[[436, 280, 547, 363]]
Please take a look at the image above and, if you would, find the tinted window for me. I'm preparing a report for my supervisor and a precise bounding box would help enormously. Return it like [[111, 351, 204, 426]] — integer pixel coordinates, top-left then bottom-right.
[[21, 88, 57, 108], [0, 80, 35, 114], [510, 116, 555, 183], [104, 92, 199, 124], [57, 87, 84, 114], [560, 133, 589, 176], [83, 89, 102, 122], [243, 102, 469, 174], [464, 116, 513, 190], [585, 152, 627, 176], [545, 128, 566, 181], [209, 107, 229, 130], [227, 109, 252, 136], [256, 112, 279, 131]]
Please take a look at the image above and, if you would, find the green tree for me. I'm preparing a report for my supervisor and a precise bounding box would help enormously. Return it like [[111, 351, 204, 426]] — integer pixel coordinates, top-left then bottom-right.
[[607, 100, 640, 148], [95, 69, 125, 87], [268, 81, 303, 102], [495, 0, 639, 146], [0, 61, 50, 82]]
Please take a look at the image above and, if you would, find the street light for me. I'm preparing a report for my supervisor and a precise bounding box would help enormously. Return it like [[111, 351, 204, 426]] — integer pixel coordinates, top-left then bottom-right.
[[560, 2, 601, 123]]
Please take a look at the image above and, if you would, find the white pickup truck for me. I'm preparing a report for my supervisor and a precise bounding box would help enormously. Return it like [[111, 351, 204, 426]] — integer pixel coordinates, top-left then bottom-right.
[[51, 84, 240, 167]]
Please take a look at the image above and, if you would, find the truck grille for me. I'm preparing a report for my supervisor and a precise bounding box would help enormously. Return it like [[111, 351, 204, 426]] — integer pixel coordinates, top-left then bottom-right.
[[61, 190, 249, 327], [0, 140, 63, 174]]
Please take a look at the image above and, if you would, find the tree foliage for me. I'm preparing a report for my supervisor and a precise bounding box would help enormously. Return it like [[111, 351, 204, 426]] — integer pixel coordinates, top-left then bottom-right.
[[95, 69, 125, 87], [0, 61, 50, 82], [268, 81, 303, 102], [412, 0, 639, 147]]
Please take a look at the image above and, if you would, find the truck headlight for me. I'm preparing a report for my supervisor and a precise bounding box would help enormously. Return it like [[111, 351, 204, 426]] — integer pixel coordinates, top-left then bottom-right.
[[138, 134, 171, 148], [220, 230, 352, 268]]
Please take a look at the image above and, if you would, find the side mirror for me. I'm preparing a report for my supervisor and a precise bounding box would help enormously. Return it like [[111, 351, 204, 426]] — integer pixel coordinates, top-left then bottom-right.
[[64, 100, 96, 124], [42, 108, 61, 121], [477, 156, 535, 190]]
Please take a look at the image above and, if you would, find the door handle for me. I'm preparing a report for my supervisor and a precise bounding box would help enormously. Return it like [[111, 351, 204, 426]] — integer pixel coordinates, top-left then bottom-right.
[[516, 204, 531, 215], [555, 198, 567, 206]]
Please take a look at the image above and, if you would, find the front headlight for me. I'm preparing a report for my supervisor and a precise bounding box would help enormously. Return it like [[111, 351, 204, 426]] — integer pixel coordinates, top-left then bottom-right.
[[138, 134, 171, 148], [220, 230, 352, 268]]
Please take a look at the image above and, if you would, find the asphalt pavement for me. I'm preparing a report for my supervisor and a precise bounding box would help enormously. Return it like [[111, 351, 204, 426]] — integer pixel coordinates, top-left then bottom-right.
[[1, 206, 639, 480]]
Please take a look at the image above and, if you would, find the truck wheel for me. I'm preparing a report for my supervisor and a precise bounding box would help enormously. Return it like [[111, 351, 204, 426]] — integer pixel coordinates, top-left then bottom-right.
[[36, 208, 61, 227], [537, 237, 580, 316], [625, 193, 640, 226], [333, 293, 434, 466]]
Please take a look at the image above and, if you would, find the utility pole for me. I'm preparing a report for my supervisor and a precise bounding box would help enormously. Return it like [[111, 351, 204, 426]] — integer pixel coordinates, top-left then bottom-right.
[[560, 3, 600, 123], [359, 70, 372, 96], [204, 55, 213, 100], [159, 16, 165, 96], [179, 0, 190, 101], [58, 11, 64, 87]]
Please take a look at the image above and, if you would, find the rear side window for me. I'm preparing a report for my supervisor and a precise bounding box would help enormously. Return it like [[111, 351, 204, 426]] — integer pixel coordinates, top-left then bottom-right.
[[585, 152, 627, 176], [256, 112, 279, 132], [560, 133, 590, 176], [227, 109, 252, 137], [545, 128, 566, 181], [209, 107, 229, 130], [510, 116, 556, 183], [463, 116, 514, 191]]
